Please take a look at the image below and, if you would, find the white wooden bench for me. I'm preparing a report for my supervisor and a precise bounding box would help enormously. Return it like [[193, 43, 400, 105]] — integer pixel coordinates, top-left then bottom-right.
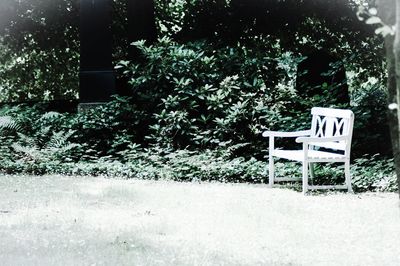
[[262, 107, 354, 194]]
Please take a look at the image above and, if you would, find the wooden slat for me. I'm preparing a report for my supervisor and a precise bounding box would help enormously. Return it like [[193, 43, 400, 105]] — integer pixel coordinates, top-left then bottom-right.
[[310, 114, 318, 137], [272, 150, 347, 161], [274, 177, 302, 182], [311, 107, 353, 119], [308, 141, 346, 151], [314, 116, 326, 137], [308, 185, 348, 190], [324, 117, 335, 137]]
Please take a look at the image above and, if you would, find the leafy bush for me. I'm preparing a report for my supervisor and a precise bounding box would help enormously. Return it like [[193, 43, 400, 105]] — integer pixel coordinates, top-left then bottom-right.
[[65, 96, 145, 158], [351, 82, 392, 157], [117, 38, 315, 156], [120, 145, 266, 182], [0, 102, 396, 192], [0, 96, 145, 159], [11, 130, 80, 164], [116, 38, 391, 159], [0, 129, 396, 193], [0, 32, 394, 193], [351, 155, 397, 192], [267, 156, 397, 192]]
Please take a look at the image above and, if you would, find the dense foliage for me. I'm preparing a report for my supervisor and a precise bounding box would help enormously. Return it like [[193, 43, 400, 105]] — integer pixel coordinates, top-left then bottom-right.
[[117, 37, 295, 152], [0, 94, 396, 192], [116, 38, 391, 157], [0, 0, 79, 101], [0, 0, 385, 101], [0, 0, 396, 192]]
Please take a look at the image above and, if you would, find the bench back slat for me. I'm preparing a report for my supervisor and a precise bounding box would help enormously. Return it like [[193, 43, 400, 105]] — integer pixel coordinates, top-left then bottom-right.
[[310, 107, 354, 154]]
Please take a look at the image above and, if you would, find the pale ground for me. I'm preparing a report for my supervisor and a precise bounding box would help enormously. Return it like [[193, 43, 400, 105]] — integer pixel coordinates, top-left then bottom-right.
[[0, 175, 399, 266]]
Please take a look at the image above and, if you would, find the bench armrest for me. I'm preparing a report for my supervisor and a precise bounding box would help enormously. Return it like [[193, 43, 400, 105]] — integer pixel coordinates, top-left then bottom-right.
[[295, 135, 348, 143], [262, 130, 311, 138]]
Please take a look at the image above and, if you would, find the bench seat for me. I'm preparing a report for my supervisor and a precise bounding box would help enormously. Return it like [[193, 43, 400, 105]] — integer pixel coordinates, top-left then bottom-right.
[[272, 150, 347, 162]]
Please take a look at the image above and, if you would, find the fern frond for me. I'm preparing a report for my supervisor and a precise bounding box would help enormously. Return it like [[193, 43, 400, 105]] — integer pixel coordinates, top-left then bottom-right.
[[38, 126, 52, 136], [0, 116, 20, 131], [40, 111, 61, 120], [46, 130, 76, 149], [55, 143, 81, 153], [35, 126, 52, 146], [46, 131, 66, 148], [16, 132, 37, 147], [11, 143, 41, 161]]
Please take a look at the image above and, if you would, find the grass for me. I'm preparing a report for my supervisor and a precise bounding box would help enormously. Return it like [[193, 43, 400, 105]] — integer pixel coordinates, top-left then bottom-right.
[[0, 175, 399, 266]]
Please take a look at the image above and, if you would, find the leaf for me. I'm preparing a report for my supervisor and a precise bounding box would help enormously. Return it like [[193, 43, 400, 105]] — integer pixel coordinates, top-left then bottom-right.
[[41, 111, 60, 120], [368, 8, 378, 16], [388, 103, 398, 110], [365, 16, 382, 25], [0, 116, 20, 131], [375, 25, 394, 37]]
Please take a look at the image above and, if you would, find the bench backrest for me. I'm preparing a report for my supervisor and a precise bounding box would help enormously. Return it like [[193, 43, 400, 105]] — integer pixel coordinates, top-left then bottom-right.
[[310, 107, 354, 155]]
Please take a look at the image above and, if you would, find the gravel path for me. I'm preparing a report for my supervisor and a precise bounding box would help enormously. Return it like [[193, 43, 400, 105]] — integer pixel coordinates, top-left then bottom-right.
[[0, 175, 399, 266]]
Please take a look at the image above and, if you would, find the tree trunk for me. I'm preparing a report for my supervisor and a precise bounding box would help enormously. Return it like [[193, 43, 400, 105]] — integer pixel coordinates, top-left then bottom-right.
[[385, 35, 400, 196], [393, 0, 400, 196], [386, 34, 400, 197], [378, 0, 400, 197]]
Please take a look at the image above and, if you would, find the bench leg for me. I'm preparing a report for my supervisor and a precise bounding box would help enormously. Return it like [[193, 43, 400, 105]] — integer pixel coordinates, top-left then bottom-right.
[[302, 161, 308, 195], [309, 163, 315, 179], [268, 136, 275, 188], [345, 161, 352, 193], [269, 156, 274, 187]]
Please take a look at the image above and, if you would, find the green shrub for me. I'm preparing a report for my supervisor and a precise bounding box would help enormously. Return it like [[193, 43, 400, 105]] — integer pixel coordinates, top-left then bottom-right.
[[64, 96, 145, 158], [0, 135, 396, 193], [117, 38, 314, 156], [266, 156, 397, 192], [0, 105, 396, 192], [116, 38, 391, 159], [351, 82, 392, 157], [0, 33, 394, 193], [120, 145, 266, 182], [0, 96, 145, 160], [351, 155, 397, 192]]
